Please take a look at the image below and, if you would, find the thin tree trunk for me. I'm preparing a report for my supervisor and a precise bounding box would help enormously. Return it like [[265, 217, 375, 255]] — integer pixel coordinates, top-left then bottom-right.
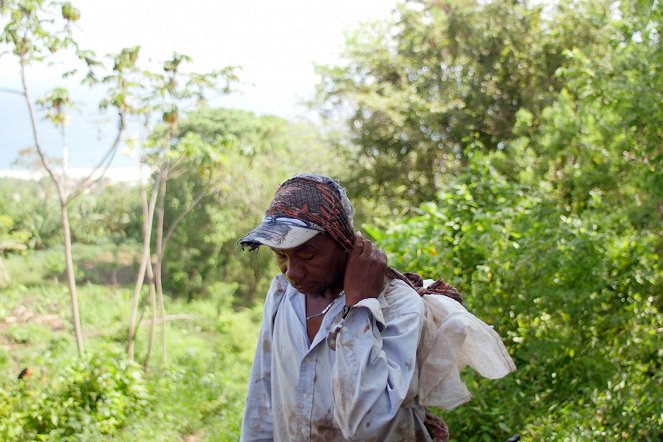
[[127, 157, 162, 360], [60, 198, 84, 354], [156, 262, 167, 365], [154, 180, 219, 362], [154, 166, 169, 365], [17, 53, 126, 357], [19, 56, 86, 355], [58, 125, 84, 354], [143, 259, 158, 372], [127, 185, 150, 361]]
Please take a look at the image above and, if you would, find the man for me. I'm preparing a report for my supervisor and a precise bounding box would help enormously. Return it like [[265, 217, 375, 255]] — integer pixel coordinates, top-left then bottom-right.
[[239, 174, 439, 441]]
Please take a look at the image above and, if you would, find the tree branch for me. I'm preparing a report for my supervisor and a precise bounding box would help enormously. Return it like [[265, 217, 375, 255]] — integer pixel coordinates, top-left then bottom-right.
[[160, 184, 220, 259], [19, 56, 64, 197], [66, 111, 127, 203]]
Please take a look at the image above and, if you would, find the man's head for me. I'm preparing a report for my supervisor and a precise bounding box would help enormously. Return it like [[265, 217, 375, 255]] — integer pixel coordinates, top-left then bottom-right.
[[239, 174, 355, 295], [239, 174, 354, 251]]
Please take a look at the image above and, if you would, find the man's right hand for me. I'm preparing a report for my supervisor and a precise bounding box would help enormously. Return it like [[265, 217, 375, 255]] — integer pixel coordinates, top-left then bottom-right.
[[343, 232, 387, 306]]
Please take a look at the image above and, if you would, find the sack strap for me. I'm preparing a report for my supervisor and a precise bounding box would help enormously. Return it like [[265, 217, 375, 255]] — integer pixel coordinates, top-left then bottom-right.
[[386, 268, 463, 304]]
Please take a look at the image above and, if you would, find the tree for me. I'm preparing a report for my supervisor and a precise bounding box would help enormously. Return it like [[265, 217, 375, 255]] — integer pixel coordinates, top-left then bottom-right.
[[358, 0, 662, 438], [0, 0, 133, 355], [512, 0, 662, 220], [316, 0, 612, 208], [123, 53, 238, 368]]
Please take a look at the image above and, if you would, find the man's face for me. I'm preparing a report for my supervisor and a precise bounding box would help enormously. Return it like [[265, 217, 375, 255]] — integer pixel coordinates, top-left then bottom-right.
[[272, 233, 347, 297]]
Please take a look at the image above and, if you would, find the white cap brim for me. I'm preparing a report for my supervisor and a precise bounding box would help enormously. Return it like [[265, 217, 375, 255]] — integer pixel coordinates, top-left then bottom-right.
[[239, 219, 321, 250]]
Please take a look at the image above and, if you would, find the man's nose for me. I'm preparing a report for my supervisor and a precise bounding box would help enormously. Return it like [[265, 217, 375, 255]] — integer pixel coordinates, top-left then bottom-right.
[[285, 258, 305, 283]]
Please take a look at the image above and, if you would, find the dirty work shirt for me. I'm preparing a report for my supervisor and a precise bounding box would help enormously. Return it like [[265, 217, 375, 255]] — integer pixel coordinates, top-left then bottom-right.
[[240, 274, 431, 441]]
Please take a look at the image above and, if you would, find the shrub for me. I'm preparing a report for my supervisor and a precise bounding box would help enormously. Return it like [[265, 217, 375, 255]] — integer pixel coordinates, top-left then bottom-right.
[[0, 350, 149, 441], [369, 154, 662, 440]]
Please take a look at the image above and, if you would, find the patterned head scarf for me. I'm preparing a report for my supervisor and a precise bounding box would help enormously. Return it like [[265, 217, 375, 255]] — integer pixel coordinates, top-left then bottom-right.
[[265, 175, 355, 251], [238, 174, 354, 251]]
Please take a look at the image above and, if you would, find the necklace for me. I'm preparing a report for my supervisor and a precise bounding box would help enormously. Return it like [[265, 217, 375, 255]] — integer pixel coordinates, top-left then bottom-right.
[[306, 292, 343, 321]]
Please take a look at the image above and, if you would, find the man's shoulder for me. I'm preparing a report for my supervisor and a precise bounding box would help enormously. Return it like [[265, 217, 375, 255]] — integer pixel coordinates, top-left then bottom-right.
[[270, 273, 289, 289], [264, 274, 290, 311], [382, 278, 424, 317]]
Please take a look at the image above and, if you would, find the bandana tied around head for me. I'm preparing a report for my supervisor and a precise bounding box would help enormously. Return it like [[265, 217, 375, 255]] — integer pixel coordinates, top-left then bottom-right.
[[266, 176, 355, 252]]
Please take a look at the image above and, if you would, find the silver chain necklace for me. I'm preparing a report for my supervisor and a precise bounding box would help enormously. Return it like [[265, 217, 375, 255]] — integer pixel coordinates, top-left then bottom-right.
[[306, 291, 343, 321]]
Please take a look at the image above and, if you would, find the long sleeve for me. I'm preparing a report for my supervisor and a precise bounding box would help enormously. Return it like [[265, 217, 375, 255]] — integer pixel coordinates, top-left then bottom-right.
[[330, 281, 424, 440], [240, 277, 287, 442]]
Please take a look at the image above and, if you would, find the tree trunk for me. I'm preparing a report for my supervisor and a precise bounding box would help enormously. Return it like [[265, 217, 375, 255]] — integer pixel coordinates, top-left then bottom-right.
[[60, 198, 85, 355], [19, 57, 86, 356], [127, 188, 151, 361], [143, 259, 158, 372], [155, 167, 169, 365], [127, 164, 162, 360]]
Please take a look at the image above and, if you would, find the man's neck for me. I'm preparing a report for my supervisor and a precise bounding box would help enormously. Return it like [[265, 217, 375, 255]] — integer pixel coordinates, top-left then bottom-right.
[[307, 283, 343, 303]]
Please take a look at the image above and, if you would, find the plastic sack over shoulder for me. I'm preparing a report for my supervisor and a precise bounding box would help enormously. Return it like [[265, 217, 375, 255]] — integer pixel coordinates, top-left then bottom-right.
[[416, 293, 516, 409]]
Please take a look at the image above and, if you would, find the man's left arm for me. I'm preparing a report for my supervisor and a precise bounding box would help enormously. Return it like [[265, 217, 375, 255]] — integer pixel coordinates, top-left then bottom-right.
[[330, 292, 422, 440], [331, 232, 423, 439]]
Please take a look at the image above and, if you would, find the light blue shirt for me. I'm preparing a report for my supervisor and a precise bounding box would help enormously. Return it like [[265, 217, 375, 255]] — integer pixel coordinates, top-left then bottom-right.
[[240, 274, 431, 441]]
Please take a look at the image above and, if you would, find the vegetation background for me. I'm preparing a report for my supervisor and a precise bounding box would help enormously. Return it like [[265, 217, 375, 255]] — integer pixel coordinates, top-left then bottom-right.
[[1, 0, 661, 440]]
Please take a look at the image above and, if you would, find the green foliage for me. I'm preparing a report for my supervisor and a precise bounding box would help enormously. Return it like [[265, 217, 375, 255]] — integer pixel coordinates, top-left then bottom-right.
[[316, 0, 612, 207], [0, 177, 142, 289], [371, 153, 662, 439], [0, 214, 30, 254], [4, 242, 140, 287], [327, 3, 662, 435], [4, 248, 65, 285], [0, 178, 61, 250], [0, 0, 76, 61], [177, 108, 290, 157], [5, 322, 53, 345], [67, 183, 142, 246], [0, 275, 261, 441], [513, 0, 663, 224], [118, 297, 260, 441], [0, 351, 149, 441]]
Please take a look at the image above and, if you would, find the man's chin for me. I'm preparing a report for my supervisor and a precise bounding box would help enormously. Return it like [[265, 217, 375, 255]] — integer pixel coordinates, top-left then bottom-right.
[[293, 284, 318, 296]]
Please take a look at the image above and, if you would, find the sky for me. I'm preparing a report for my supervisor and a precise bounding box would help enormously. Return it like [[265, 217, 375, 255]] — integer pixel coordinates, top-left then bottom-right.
[[0, 0, 397, 171]]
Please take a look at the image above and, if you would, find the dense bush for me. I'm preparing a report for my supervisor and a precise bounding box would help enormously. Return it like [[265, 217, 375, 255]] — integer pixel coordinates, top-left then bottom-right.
[[0, 178, 143, 253], [369, 154, 662, 440], [0, 178, 60, 250], [0, 350, 149, 441]]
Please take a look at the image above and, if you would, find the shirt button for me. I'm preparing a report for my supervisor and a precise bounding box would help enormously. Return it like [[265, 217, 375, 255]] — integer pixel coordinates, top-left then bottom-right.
[[342, 326, 348, 332], [302, 393, 308, 399]]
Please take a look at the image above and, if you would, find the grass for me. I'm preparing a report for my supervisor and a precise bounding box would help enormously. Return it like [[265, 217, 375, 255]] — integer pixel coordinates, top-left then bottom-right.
[[4, 241, 141, 287], [0, 245, 262, 441]]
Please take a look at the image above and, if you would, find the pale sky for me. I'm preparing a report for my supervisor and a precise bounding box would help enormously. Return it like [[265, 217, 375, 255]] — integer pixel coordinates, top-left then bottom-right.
[[0, 0, 397, 169]]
